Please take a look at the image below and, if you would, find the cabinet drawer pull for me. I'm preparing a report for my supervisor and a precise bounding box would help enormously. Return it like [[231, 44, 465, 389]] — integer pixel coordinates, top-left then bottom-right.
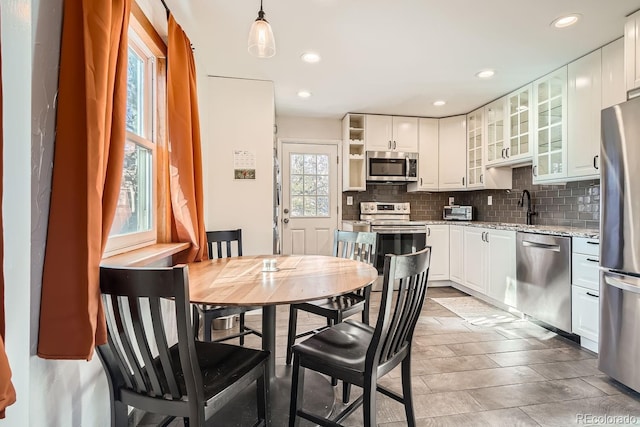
[[506, 147, 510, 158], [586, 258, 599, 263], [501, 148, 506, 159], [532, 165, 537, 176], [594, 155, 599, 170], [586, 241, 599, 245], [420, 177, 423, 186], [462, 177, 465, 186], [586, 292, 599, 298]]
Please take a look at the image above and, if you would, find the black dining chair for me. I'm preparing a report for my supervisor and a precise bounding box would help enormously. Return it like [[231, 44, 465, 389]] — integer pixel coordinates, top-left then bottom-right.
[[96, 264, 270, 427], [192, 229, 262, 344], [288, 246, 431, 427], [285, 230, 377, 367]]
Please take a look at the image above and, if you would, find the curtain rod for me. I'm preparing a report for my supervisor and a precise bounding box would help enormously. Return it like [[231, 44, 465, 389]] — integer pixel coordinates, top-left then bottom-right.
[[160, 0, 169, 18]]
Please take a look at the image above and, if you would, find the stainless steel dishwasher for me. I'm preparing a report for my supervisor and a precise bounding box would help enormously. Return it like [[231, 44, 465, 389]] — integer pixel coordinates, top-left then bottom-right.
[[516, 232, 572, 332]]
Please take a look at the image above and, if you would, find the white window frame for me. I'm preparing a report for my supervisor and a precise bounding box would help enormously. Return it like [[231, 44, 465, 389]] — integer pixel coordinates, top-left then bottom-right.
[[104, 29, 158, 256]]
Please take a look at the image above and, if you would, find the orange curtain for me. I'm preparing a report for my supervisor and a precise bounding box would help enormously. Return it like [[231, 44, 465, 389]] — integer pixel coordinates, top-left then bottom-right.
[[0, 25, 17, 417], [38, 0, 131, 360], [167, 15, 207, 262]]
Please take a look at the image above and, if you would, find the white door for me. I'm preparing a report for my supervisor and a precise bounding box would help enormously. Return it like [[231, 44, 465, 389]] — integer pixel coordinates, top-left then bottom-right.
[[281, 142, 339, 255]]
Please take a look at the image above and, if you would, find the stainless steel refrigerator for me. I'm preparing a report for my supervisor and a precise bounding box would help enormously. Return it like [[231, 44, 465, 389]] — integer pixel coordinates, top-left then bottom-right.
[[599, 95, 640, 393]]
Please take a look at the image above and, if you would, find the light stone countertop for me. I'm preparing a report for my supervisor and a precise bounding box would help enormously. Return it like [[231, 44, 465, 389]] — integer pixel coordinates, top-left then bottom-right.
[[342, 219, 599, 239], [423, 220, 599, 239]]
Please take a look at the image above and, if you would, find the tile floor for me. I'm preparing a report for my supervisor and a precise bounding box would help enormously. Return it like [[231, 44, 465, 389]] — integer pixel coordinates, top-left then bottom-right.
[[143, 286, 640, 426]]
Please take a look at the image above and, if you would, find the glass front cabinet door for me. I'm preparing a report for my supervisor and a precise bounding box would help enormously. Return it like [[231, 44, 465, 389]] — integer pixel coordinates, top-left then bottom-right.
[[533, 67, 568, 182]]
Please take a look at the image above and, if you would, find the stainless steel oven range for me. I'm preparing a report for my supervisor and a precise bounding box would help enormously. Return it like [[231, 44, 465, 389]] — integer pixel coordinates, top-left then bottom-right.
[[356, 202, 428, 284]]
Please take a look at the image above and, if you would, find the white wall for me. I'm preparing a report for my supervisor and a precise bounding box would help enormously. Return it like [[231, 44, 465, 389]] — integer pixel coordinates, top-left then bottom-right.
[[2, 0, 33, 423], [27, 1, 112, 426], [201, 77, 275, 256], [276, 115, 341, 141], [2, 1, 170, 426]]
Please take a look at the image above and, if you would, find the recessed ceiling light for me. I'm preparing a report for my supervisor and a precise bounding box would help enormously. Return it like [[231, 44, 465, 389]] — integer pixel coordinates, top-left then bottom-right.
[[297, 90, 312, 98], [551, 14, 581, 29], [476, 70, 495, 79], [433, 100, 446, 106], [301, 52, 321, 63]]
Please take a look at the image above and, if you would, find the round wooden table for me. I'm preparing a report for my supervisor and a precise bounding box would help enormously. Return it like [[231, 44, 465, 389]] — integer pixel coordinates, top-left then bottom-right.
[[187, 254, 379, 425]]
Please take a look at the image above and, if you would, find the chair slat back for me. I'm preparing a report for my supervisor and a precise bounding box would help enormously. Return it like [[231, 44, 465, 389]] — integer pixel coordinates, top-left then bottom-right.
[[98, 265, 203, 403], [206, 229, 243, 259], [367, 247, 431, 369], [333, 230, 377, 264]]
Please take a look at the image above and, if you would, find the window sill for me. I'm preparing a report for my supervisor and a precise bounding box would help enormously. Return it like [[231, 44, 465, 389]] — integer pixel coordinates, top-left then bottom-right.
[[101, 242, 190, 267]]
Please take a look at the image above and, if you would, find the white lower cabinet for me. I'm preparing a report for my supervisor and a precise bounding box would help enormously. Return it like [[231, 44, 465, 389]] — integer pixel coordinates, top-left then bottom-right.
[[571, 237, 600, 353], [572, 285, 599, 350], [426, 225, 450, 281], [462, 227, 516, 299], [463, 227, 489, 294], [449, 225, 464, 284], [487, 229, 517, 307]]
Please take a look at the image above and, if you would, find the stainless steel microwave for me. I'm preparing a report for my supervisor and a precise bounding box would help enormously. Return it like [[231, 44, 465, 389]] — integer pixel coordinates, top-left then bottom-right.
[[366, 151, 418, 182]]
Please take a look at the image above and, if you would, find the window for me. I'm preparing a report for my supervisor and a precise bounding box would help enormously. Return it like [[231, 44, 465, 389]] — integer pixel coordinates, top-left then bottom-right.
[[105, 28, 158, 255], [289, 153, 330, 217]]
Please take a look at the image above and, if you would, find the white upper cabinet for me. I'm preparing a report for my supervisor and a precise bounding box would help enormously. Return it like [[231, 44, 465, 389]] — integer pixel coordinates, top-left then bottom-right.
[[342, 114, 366, 191], [568, 49, 602, 179], [506, 84, 533, 165], [365, 115, 418, 152], [533, 67, 568, 183], [393, 116, 419, 152], [467, 106, 512, 190], [365, 115, 393, 151], [466, 107, 484, 189], [485, 96, 508, 166], [407, 118, 438, 192], [602, 38, 626, 109], [625, 10, 640, 93], [438, 115, 467, 190]]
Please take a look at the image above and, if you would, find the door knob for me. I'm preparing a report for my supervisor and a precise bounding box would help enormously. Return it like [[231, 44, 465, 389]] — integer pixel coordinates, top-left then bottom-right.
[[284, 208, 289, 214], [283, 218, 289, 224]]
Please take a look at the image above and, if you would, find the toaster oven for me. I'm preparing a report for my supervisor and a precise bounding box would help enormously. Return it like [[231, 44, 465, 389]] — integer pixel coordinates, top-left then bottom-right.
[[443, 205, 473, 221]]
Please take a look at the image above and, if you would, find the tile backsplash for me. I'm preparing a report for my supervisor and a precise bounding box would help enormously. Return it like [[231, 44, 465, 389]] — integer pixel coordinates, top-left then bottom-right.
[[342, 166, 600, 229]]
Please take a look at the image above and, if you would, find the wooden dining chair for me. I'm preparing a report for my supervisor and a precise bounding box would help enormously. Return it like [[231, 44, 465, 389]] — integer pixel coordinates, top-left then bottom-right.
[[288, 246, 431, 427], [96, 265, 270, 427], [192, 229, 262, 343], [285, 230, 377, 366]]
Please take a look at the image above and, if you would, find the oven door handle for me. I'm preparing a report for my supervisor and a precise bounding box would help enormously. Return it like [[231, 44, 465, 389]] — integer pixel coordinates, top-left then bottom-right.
[[371, 227, 426, 234]]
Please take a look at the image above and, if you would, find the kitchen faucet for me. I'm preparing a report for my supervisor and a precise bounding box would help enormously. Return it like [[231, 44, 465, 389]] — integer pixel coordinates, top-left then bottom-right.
[[518, 189, 537, 225]]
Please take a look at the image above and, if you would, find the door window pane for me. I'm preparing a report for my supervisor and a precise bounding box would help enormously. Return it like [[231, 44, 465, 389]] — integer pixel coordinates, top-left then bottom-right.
[[290, 153, 330, 217]]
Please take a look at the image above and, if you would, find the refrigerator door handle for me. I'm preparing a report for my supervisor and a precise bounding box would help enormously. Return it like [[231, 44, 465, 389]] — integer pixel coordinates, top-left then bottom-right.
[[604, 274, 640, 295]]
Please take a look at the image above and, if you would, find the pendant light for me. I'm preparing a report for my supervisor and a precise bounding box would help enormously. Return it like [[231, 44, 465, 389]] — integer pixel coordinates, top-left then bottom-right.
[[248, 0, 276, 58]]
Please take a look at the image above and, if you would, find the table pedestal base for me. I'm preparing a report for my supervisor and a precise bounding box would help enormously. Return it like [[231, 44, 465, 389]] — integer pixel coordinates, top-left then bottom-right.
[[207, 365, 335, 426]]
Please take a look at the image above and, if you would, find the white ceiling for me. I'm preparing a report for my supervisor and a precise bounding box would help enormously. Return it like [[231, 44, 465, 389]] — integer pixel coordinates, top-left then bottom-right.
[[166, 0, 640, 119]]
